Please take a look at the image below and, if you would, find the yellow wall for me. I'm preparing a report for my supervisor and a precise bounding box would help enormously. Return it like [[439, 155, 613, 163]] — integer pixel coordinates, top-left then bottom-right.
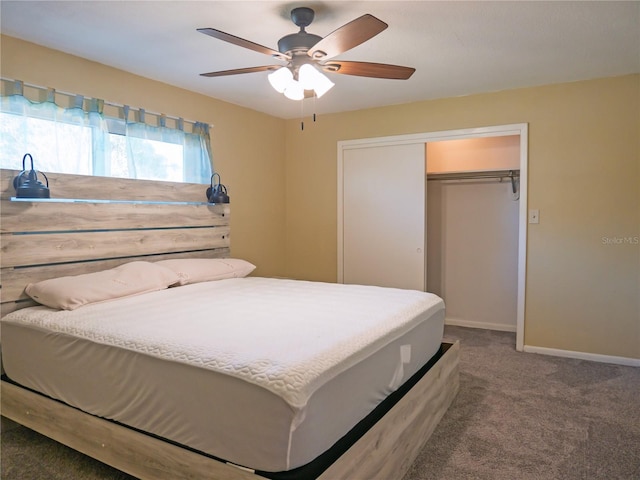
[[3, 35, 639, 360], [284, 75, 640, 360], [0, 35, 287, 278]]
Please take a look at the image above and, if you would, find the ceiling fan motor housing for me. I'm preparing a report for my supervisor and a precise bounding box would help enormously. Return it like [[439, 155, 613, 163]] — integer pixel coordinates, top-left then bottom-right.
[[278, 31, 322, 56], [278, 8, 322, 55]]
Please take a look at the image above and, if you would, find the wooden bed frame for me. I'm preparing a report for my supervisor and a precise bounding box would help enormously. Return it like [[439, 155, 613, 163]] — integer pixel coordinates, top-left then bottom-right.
[[0, 169, 459, 480]]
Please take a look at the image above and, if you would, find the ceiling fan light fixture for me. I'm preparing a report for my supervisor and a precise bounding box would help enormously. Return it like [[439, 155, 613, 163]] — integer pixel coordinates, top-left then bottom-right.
[[284, 79, 305, 100], [299, 64, 335, 98], [268, 67, 293, 93]]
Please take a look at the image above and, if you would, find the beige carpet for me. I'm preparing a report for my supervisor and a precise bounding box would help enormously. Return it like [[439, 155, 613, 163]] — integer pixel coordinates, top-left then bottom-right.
[[2, 326, 639, 479]]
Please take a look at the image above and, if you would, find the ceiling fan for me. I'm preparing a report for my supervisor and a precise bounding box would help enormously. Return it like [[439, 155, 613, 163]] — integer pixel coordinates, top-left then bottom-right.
[[198, 7, 415, 100]]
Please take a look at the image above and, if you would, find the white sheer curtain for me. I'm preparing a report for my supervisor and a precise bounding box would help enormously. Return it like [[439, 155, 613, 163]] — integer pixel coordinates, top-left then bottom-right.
[[0, 79, 213, 184], [185, 122, 214, 184], [123, 106, 213, 183], [0, 82, 110, 175]]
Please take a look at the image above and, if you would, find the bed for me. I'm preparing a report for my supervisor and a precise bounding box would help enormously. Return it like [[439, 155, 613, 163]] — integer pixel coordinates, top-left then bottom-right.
[[0, 168, 459, 480]]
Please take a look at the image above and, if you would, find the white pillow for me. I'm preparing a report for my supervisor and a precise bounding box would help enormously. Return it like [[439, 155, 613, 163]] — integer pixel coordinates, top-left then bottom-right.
[[155, 258, 256, 286], [25, 261, 180, 310]]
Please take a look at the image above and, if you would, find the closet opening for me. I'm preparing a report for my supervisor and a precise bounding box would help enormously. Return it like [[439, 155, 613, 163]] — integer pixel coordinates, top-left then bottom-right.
[[426, 136, 520, 334]]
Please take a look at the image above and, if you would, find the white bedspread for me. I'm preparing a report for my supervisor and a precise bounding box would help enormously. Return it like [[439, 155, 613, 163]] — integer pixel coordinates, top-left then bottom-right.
[[2, 277, 444, 408]]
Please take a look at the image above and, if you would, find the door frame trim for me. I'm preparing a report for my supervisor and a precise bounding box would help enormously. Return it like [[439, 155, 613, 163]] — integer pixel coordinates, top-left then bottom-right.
[[338, 123, 528, 351]]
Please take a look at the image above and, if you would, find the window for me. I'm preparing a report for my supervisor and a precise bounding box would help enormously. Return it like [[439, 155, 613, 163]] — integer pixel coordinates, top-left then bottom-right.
[[108, 133, 184, 182], [0, 111, 93, 175], [0, 81, 213, 184]]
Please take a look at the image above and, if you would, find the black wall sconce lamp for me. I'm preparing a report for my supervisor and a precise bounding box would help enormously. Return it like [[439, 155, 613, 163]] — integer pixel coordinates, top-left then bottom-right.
[[13, 153, 50, 198], [206, 173, 230, 204]]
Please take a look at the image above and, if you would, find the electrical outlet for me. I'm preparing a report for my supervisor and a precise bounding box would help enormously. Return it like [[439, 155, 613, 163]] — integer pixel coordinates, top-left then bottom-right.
[[528, 209, 540, 224]]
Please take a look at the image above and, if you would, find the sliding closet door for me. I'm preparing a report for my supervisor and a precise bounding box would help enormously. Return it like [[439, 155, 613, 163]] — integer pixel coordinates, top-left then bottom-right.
[[341, 143, 425, 291]]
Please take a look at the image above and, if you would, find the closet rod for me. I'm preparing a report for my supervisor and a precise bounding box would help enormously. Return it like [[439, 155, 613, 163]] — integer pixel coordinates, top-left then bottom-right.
[[428, 169, 520, 194], [426, 169, 519, 182]]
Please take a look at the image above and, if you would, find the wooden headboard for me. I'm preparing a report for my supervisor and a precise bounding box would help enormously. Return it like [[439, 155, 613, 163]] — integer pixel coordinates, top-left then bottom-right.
[[0, 169, 230, 316]]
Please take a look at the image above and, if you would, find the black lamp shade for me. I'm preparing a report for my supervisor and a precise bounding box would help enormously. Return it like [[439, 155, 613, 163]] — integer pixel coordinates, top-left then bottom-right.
[[13, 154, 50, 198], [206, 173, 230, 204], [209, 188, 230, 204]]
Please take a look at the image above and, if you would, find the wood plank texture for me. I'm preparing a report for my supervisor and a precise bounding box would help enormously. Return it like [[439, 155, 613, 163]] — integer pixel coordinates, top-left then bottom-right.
[[1, 199, 229, 233], [1, 227, 230, 267], [1, 169, 210, 203]]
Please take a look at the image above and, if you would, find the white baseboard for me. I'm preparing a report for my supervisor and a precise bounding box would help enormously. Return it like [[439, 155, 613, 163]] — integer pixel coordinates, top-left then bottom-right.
[[445, 317, 517, 333], [523, 345, 640, 367], [445, 319, 639, 366]]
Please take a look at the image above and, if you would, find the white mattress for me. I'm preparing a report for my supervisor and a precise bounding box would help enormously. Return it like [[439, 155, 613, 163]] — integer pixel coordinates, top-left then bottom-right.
[[1, 277, 445, 472]]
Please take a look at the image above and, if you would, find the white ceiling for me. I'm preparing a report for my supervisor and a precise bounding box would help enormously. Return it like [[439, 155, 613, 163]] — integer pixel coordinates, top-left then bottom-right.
[[2, 1, 639, 119]]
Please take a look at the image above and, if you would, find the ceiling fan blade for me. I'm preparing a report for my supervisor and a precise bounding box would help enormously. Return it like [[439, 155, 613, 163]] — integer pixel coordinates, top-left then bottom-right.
[[198, 28, 287, 60], [308, 14, 388, 60], [200, 65, 282, 78], [322, 61, 415, 80]]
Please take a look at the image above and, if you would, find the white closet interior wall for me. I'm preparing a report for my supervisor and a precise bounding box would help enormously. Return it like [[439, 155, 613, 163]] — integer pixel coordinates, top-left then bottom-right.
[[426, 136, 520, 332]]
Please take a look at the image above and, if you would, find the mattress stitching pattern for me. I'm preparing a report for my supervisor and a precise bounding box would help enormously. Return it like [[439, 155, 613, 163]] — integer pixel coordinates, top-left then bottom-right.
[[2, 277, 444, 408]]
